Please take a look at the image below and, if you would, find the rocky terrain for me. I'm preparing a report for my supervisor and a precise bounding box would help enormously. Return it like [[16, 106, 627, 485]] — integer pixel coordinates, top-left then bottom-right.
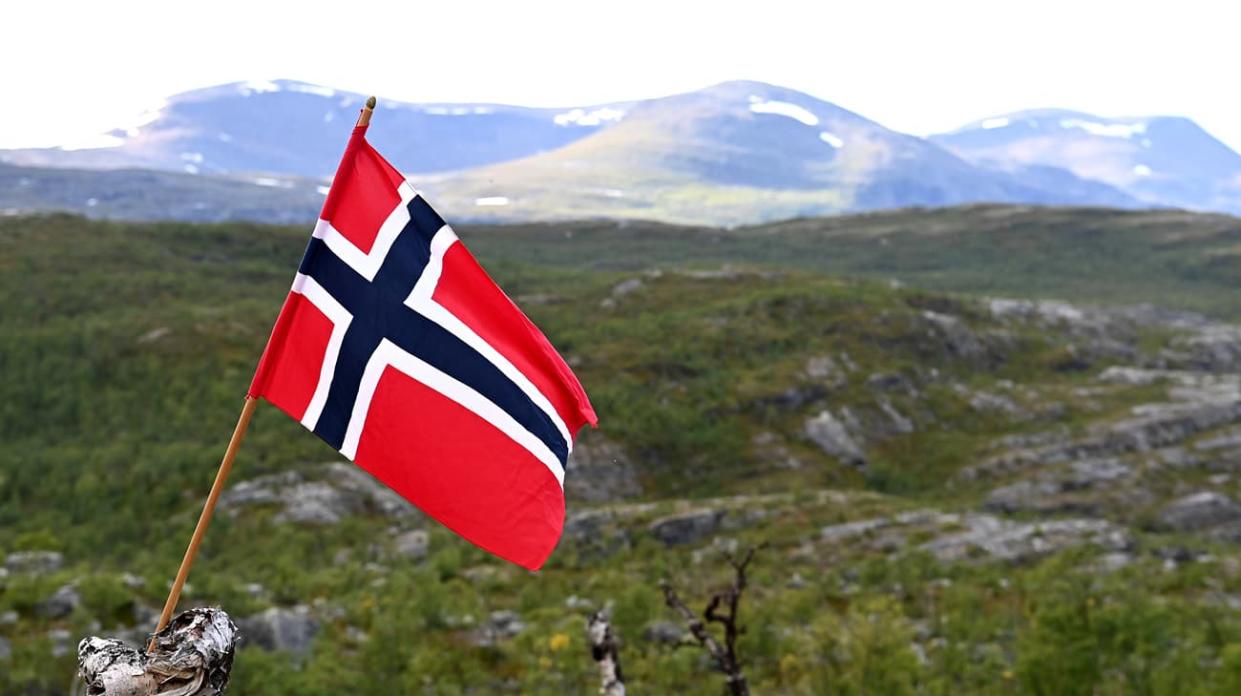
[[5, 212, 1241, 693]]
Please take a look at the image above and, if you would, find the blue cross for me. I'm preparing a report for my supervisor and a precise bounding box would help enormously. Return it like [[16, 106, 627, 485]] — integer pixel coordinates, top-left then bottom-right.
[[294, 196, 568, 465]]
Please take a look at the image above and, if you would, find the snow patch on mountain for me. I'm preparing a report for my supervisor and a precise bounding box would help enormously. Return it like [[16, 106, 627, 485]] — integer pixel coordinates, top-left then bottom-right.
[[425, 106, 495, 116], [819, 132, 844, 148], [240, 80, 281, 96], [748, 97, 819, 126], [253, 177, 293, 189], [981, 117, 1010, 130], [288, 83, 336, 98], [553, 107, 625, 126], [1059, 118, 1147, 139]]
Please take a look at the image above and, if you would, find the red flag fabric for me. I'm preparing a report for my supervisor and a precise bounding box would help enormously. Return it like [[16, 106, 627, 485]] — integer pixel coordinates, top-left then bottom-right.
[[248, 124, 596, 570]]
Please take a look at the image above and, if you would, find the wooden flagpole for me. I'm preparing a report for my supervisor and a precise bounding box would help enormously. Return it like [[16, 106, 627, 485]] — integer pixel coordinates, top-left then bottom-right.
[[148, 96, 380, 649], [149, 395, 258, 647], [358, 95, 377, 127]]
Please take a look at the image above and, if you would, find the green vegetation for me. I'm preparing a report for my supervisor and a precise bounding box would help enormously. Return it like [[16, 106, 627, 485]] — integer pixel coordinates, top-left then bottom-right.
[[2, 210, 1241, 694]]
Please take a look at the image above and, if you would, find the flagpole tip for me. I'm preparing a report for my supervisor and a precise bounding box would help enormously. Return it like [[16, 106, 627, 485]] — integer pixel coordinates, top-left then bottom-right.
[[357, 97, 377, 127]]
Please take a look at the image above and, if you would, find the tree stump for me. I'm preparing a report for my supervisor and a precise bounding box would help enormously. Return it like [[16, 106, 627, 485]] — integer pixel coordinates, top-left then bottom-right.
[[78, 607, 238, 695]]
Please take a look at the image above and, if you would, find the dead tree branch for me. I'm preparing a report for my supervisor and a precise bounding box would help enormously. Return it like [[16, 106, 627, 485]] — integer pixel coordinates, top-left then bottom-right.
[[78, 607, 238, 696], [660, 545, 761, 696], [587, 609, 626, 696]]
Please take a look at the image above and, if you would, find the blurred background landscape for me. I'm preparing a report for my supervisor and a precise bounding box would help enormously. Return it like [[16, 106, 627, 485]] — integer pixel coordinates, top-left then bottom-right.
[[3, 1, 1241, 694]]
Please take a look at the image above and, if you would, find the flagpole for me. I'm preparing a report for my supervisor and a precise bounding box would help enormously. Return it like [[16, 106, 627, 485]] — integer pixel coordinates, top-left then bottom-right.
[[148, 96, 379, 650], [149, 395, 258, 648], [358, 95, 376, 127]]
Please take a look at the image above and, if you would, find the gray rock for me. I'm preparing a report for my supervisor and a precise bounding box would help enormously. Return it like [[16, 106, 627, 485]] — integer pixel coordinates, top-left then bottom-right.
[[1171, 325, 1241, 372], [323, 463, 413, 519], [649, 509, 724, 546], [821, 518, 890, 544], [221, 463, 414, 524], [275, 481, 360, 524], [238, 606, 319, 655], [804, 410, 866, 467], [920, 515, 1129, 564], [4, 550, 63, 575], [39, 583, 80, 619], [0, 610, 17, 626], [49, 628, 72, 657], [866, 372, 915, 393], [920, 310, 986, 359], [968, 390, 1022, 416], [0, 636, 9, 660], [611, 278, 643, 298], [565, 435, 642, 503], [393, 530, 430, 561], [563, 510, 631, 558], [803, 355, 847, 388], [466, 610, 527, 645], [1158, 492, 1241, 532], [877, 398, 916, 434], [643, 621, 685, 644], [983, 458, 1130, 514]]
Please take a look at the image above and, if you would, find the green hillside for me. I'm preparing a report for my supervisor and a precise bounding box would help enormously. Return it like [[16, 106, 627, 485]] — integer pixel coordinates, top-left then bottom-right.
[[4, 210, 1241, 694]]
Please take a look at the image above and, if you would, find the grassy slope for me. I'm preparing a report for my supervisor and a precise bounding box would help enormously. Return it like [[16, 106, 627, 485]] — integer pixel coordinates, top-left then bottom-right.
[[459, 205, 1241, 318], [3, 210, 1241, 693]]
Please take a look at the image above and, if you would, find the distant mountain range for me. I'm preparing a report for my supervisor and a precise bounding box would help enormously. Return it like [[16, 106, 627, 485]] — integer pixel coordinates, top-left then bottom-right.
[[2, 79, 1238, 225], [931, 110, 1241, 215]]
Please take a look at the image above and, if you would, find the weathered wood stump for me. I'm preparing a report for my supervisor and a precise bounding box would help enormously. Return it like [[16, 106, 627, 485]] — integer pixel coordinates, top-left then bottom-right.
[[77, 607, 238, 695]]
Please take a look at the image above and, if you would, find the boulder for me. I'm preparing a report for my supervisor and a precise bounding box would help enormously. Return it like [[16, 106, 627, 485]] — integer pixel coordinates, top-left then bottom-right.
[[4, 550, 63, 575], [803, 355, 847, 388], [920, 515, 1129, 564], [564, 435, 642, 503], [649, 509, 724, 546], [920, 310, 987, 359], [220, 462, 414, 524], [488, 610, 525, 638], [393, 530, 430, 561], [803, 410, 866, 467], [238, 606, 319, 656], [1158, 492, 1241, 532], [39, 583, 80, 619], [469, 610, 526, 646], [642, 621, 685, 644]]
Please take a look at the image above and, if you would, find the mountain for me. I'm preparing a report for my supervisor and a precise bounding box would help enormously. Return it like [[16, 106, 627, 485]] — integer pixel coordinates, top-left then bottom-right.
[[0, 80, 1177, 225], [933, 109, 1241, 214], [0, 79, 627, 178], [0, 161, 323, 223], [421, 81, 1136, 224]]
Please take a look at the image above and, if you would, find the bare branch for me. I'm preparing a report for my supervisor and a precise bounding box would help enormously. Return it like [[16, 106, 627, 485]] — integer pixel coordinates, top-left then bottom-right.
[[587, 610, 626, 696], [659, 545, 762, 696]]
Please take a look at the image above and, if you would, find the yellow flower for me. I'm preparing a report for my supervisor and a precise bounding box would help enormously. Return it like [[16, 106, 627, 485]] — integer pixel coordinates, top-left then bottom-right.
[[549, 633, 571, 652], [779, 654, 801, 679], [1003, 670, 1015, 680]]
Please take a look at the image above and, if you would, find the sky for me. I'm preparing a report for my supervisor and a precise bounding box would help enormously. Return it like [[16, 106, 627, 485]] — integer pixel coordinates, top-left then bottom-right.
[[4, 0, 1238, 151]]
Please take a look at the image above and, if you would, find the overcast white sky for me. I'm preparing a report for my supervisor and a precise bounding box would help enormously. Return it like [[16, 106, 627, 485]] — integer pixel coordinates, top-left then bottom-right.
[[4, 0, 1237, 150]]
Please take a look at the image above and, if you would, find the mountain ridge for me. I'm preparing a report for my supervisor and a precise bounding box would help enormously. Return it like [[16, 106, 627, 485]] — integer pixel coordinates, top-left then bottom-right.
[[3, 79, 1237, 224]]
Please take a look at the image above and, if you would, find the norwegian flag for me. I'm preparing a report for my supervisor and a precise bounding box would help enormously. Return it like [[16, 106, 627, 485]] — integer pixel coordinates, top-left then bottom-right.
[[248, 124, 597, 570]]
